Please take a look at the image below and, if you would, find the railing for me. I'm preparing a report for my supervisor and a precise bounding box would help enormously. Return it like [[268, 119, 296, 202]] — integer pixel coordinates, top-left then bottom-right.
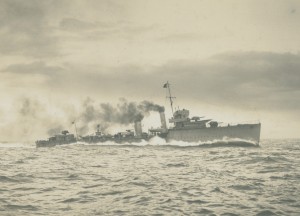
[[218, 120, 261, 127]]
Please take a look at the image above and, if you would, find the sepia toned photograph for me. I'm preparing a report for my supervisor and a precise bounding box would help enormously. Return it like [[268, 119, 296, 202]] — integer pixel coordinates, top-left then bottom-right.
[[0, 0, 299, 215]]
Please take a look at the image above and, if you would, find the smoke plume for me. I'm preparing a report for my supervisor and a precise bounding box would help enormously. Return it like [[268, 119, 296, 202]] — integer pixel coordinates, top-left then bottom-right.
[[98, 98, 164, 124], [47, 126, 64, 136], [0, 96, 164, 141], [0, 97, 72, 141], [76, 98, 165, 134], [139, 100, 165, 112]]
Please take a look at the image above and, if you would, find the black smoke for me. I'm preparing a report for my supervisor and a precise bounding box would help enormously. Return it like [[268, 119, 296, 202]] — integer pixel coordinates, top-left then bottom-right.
[[76, 98, 165, 134], [138, 100, 165, 112], [19, 98, 44, 117], [4, 97, 165, 139], [47, 126, 64, 136]]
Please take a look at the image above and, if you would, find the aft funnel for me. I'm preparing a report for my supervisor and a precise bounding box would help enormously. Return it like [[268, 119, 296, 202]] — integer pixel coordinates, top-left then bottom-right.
[[134, 121, 143, 138]]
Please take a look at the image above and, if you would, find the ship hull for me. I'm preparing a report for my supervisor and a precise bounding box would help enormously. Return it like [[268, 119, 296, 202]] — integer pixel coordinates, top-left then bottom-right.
[[36, 137, 151, 147], [36, 140, 76, 148], [81, 137, 151, 144], [166, 123, 261, 145]]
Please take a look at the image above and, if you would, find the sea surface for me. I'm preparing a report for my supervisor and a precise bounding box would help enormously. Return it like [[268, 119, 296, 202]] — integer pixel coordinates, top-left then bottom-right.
[[0, 139, 299, 216]]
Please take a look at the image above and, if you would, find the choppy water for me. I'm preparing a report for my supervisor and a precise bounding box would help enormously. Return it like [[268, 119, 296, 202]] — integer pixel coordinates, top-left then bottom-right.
[[0, 139, 299, 216]]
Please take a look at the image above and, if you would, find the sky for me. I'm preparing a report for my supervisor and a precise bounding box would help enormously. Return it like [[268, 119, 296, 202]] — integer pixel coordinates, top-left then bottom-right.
[[0, 0, 299, 141]]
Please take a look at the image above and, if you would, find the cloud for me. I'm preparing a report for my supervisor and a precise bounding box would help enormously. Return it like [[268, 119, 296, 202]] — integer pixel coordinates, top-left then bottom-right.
[[59, 18, 113, 32], [1, 61, 64, 75], [158, 33, 208, 43], [1, 51, 299, 140], [2, 51, 299, 112], [153, 52, 300, 110], [0, 0, 60, 57], [58, 51, 299, 111], [210, 51, 300, 89], [59, 17, 157, 42], [0, 0, 135, 57]]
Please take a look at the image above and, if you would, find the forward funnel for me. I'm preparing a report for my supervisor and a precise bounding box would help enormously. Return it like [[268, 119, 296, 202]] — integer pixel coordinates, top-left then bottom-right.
[[160, 111, 167, 131]]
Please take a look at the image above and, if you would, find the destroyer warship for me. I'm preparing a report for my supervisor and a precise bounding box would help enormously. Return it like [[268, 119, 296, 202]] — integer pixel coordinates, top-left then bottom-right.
[[36, 122, 153, 147], [36, 130, 76, 147], [150, 82, 261, 144], [36, 82, 261, 147]]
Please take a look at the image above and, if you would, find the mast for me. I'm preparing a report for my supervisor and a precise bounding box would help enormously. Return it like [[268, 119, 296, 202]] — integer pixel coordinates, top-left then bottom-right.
[[163, 81, 175, 115]]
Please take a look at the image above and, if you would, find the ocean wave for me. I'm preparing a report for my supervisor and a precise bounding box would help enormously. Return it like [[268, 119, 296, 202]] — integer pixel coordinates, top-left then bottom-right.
[[61, 198, 80, 203], [256, 210, 278, 216], [2, 137, 258, 148], [0, 142, 35, 148], [4, 204, 38, 211], [229, 184, 258, 191], [0, 175, 19, 183], [166, 162, 189, 167], [165, 137, 258, 147], [186, 199, 208, 204], [57, 136, 259, 148], [0, 139, 298, 215]]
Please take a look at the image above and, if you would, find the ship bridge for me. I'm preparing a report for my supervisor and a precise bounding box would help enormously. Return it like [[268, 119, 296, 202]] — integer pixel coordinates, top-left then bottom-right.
[[169, 109, 189, 123], [169, 108, 211, 129]]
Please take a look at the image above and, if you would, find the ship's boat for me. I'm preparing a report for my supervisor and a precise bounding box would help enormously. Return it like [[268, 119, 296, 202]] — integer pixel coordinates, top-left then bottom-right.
[[149, 82, 261, 145], [36, 130, 77, 147]]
